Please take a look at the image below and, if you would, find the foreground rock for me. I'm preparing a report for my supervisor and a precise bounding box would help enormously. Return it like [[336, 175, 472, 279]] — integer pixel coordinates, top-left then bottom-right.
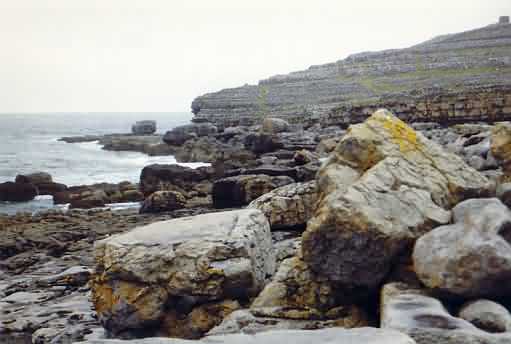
[[381, 282, 511, 344], [248, 181, 318, 230], [91, 209, 275, 338], [302, 109, 491, 289], [84, 328, 416, 344], [413, 198, 511, 298]]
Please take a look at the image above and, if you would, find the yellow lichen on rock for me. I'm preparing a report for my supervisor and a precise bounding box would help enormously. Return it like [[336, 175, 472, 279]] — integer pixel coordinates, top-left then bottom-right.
[[372, 109, 419, 153]]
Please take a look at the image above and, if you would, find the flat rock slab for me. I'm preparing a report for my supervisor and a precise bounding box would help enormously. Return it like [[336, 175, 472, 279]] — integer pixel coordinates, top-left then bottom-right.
[[84, 327, 416, 344], [92, 209, 276, 337]]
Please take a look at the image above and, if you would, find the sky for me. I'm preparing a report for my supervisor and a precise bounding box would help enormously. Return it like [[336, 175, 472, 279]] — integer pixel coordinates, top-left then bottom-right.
[[0, 0, 509, 113]]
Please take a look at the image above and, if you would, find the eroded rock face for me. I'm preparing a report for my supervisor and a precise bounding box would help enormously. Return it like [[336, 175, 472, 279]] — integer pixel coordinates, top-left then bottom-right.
[[84, 327, 416, 344], [0, 181, 38, 202], [459, 300, 511, 333], [381, 283, 511, 344], [91, 209, 275, 338], [413, 198, 511, 298], [212, 175, 294, 209], [248, 181, 318, 230], [302, 109, 491, 289]]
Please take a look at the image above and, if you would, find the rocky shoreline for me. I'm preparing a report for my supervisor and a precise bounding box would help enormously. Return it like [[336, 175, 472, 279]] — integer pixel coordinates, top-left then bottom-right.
[[4, 110, 511, 343]]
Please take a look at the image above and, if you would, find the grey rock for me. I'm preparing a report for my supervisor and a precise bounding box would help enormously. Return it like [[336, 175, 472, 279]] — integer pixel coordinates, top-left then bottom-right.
[[497, 182, 511, 207], [91, 209, 276, 337], [131, 120, 157, 135], [459, 300, 511, 333], [413, 198, 511, 298], [381, 282, 511, 344], [83, 328, 416, 344], [302, 110, 490, 290], [248, 181, 318, 230]]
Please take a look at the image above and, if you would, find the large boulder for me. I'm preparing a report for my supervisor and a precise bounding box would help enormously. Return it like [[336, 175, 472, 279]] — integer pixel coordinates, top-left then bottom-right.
[[139, 191, 187, 214], [212, 175, 294, 209], [248, 181, 318, 230], [91, 209, 275, 338], [413, 198, 511, 298], [381, 282, 511, 344], [0, 181, 38, 202], [83, 328, 416, 344], [140, 164, 210, 197], [262, 117, 290, 134], [131, 120, 157, 135], [301, 109, 492, 290]]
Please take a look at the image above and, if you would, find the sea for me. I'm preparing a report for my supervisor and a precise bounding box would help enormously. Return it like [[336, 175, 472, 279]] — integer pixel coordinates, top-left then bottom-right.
[[0, 112, 205, 215]]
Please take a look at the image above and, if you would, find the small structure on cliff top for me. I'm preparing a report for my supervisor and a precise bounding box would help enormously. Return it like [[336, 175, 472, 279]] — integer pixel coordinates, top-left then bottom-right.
[[499, 16, 510, 25]]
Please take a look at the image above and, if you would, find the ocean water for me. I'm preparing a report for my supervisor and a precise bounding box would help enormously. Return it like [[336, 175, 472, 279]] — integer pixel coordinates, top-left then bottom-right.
[[0, 112, 204, 214]]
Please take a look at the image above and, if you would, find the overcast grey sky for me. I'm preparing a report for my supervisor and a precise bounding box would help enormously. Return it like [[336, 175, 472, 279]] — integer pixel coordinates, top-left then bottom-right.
[[0, 0, 509, 113]]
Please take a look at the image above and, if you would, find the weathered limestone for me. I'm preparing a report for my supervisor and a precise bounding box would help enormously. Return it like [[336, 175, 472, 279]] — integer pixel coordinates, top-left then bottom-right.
[[248, 181, 318, 230], [302, 109, 491, 289], [91, 209, 275, 338], [192, 22, 511, 127], [413, 198, 511, 298], [84, 327, 416, 344], [381, 283, 511, 344], [459, 300, 511, 333]]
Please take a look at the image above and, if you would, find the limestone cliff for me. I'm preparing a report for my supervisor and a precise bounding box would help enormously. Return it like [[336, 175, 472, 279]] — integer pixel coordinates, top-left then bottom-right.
[[191, 19, 511, 127]]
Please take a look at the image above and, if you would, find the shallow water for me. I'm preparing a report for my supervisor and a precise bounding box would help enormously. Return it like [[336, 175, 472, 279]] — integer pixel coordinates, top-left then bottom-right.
[[0, 112, 206, 214]]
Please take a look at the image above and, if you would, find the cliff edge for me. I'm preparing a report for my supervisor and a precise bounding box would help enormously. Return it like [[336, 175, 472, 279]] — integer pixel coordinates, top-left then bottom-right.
[[191, 18, 511, 127]]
